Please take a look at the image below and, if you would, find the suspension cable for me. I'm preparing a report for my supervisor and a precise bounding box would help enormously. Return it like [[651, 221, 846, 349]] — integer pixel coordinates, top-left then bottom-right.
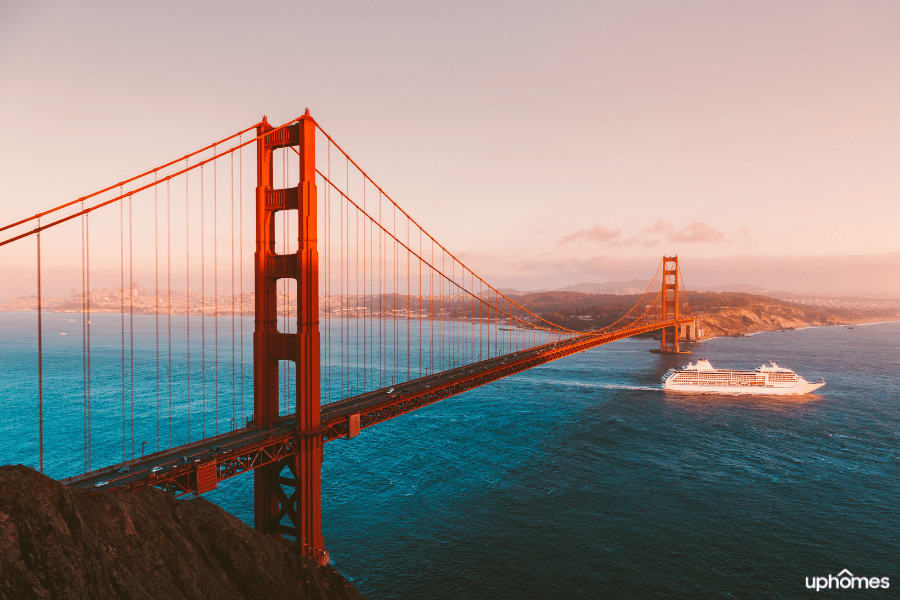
[[214, 146, 219, 434], [186, 161, 191, 443], [36, 220, 43, 474], [1, 116, 307, 248], [86, 213, 91, 470], [317, 171, 578, 335], [167, 179, 172, 447], [201, 164, 206, 438], [129, 195, 134, 460], [120, 189, 125, 462], [313, 120, 572, 335], [1, 124, 261, 235], [82, 208, 88, 472], [155, 173, 160, 452]]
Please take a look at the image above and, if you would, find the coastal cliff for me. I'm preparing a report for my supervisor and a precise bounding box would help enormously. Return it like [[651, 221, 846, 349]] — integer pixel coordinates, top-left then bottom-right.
[[510, 290, 895, 338], [692, 307, 844, 337], [685, 294, 847, 337], [0, 465, 365, 600]]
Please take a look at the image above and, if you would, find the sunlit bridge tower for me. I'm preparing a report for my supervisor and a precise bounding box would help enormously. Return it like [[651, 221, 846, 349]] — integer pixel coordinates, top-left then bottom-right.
[[254, 111, 327, 564], [659, 255, 681, 353]]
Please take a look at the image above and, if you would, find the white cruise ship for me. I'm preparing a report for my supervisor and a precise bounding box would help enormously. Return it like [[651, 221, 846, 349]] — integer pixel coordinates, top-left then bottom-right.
[[661, 359, 825, 395]]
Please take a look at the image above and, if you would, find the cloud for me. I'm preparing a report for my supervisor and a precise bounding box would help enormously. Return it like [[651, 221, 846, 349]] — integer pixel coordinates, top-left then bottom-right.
[[558, 225, 622, 246], [669, 221, 725, 243], [644, 219, 671, 235], [558, 220, 731, 249]]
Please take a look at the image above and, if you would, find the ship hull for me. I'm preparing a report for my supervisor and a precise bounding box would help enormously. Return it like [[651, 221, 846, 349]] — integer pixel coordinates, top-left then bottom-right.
[[664, 381, 825, 395]]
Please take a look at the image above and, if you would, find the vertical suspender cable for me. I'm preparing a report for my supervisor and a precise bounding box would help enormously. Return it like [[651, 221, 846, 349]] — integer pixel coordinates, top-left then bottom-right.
[[325, 144, 330, 402], [369, 188, 374, 391], [155, 174, 160, 451], [201, 165, 206, 438], [231, 151, 235, 425], [329, 151, 333, 400], [430, 238, 433, 375], [419, 229, 422, 377], [82, 210, 87, 472], [186, 161, 191, 443], [37, 221, 43, 473], [345, 162, 349, 396], [120, 188, 125, 462], [167, 180, 172, 447], [346, 173, 350, 394], [379, 190, 382, 388], [339, 159, 343, 399], [86, 214, 91, 470], [362, 178, 366, 393], [214, 147, 219, 434], [407, 217, 410, 380], [355, 173, 359, 394], [393, 203, 397, 384], [239, 138, 244, 424], [129, 194, 134, 459], [369, 189, 374, 392]]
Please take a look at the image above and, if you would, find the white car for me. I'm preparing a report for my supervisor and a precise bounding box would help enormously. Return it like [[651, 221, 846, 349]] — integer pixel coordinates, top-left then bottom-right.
[[150, 466, 164, 473], [93, 481, 109, 488], [387, 387, 395, 394]]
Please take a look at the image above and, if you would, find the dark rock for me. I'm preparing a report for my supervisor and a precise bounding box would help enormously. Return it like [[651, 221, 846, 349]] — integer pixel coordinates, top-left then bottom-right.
[[0, 465, 365, 600]]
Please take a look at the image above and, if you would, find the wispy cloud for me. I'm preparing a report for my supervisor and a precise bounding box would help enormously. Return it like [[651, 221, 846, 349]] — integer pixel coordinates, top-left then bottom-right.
[[559, 221, 730, 248], [557, 225, 622, 246], [669, 221, 725, 243]]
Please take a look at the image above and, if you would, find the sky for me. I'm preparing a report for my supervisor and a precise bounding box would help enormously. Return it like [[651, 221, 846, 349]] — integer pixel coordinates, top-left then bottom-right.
[[1, 0, 898, 294]]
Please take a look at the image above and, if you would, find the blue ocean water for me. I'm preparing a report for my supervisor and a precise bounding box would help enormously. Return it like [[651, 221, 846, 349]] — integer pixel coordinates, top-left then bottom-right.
[[1, 314, 898, 598]]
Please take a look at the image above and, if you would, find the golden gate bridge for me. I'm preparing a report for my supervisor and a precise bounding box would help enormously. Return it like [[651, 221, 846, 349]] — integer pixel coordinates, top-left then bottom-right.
[[0, 111, 698, 565]]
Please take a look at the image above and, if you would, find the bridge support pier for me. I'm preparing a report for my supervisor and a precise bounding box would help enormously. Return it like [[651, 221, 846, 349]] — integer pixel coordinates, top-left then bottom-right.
[[254, 112, 327, 564]]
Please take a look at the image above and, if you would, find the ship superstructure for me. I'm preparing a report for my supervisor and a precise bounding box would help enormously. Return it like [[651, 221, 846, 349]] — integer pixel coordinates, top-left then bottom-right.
[[661, 359, 825, 395]]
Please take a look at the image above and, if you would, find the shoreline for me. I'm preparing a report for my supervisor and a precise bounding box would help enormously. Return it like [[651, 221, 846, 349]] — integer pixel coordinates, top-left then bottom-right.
[[692, 316, 900, 340]]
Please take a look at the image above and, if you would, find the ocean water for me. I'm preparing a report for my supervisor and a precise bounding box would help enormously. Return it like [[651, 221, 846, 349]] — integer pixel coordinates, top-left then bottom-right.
[[1, 315, 898, 598]]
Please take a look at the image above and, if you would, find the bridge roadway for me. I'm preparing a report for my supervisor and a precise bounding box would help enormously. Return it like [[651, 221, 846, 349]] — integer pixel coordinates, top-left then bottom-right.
[[62, 318, 685, 496]]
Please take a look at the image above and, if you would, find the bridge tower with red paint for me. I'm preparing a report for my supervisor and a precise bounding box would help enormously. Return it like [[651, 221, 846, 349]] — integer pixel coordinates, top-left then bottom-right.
[[254, 111, 326, 564], [659, 255, 682, 353]]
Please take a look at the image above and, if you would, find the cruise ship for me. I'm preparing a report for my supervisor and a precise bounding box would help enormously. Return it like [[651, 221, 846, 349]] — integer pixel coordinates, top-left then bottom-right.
[[661, 359, 825, 395]]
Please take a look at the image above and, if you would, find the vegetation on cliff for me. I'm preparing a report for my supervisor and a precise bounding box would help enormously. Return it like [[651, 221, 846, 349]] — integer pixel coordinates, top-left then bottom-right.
[[512, 290, 892, 337], [0, 465, 365, 600]]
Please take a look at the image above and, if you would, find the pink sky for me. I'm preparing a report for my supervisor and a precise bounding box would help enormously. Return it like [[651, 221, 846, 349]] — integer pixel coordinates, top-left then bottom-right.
[[1, 1, 898, 295]]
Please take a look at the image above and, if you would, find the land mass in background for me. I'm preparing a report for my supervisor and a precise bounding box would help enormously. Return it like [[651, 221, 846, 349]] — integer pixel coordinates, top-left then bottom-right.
[[510, 290, 900, 338], [2, 287, 898, 339]]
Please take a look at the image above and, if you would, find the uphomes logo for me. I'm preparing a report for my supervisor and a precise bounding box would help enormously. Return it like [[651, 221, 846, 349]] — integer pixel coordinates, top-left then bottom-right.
[[806, 569, 889, 591]]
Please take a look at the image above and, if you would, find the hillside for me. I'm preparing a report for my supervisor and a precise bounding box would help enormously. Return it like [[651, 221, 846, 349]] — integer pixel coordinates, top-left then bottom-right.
[[679, 292, 846, 337], [0, 465, 365, 600], [513, 290, 893, 337]]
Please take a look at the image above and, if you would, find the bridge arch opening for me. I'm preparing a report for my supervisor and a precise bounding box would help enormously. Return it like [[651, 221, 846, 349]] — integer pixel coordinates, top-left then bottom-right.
[[274, 277, 298, 335]]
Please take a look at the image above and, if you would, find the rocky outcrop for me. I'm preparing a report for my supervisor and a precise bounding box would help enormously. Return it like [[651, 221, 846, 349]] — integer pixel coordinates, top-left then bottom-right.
[[696, 305, 844, 338], [0, 465, 365, 600]]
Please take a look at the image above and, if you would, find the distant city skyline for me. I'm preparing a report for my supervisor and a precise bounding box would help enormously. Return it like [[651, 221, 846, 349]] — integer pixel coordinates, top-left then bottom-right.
[[2, 1, 898, 296], [2, 247, 899, 301]]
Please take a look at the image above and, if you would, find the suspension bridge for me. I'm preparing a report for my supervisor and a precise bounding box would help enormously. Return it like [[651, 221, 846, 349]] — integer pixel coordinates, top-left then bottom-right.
[[0, 111, 698, 565]]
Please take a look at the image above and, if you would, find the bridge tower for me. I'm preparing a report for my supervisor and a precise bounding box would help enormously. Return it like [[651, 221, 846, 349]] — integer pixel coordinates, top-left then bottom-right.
[[659, 255, 680, 353], [254, 111, 327, 564]]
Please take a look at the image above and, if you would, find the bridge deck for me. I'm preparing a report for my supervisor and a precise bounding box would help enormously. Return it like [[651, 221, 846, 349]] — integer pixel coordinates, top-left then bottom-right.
[[62, 319, 686, 496]]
